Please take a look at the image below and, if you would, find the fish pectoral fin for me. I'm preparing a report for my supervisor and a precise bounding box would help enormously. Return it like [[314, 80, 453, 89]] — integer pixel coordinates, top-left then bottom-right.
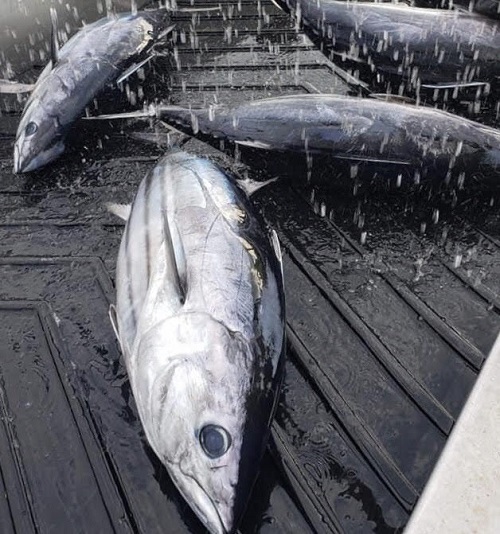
[[50, 7, 59, 66], [109, 304, 120, 339], [271, 229, 284, 280], [333, 153, 412, 166], [269, 0, 285, 11], [0, 79, 35, 94], [129, 130, 189, 148], [156, 24, 176, 41], [83, 104, 158, 121], [83, 109, 156, 121], [235, 139, 274, 150], [163, 214, 187, 304], [116, 55, 155, 85], [173, 6, 222, 12], [105, 202, 132, 221], [421, 81, 490, 90], [370, 93, 417, 105]]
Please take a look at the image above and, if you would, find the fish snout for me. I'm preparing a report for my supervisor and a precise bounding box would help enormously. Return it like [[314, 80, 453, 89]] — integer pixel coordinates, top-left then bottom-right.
[[13, 142, 22, 174]]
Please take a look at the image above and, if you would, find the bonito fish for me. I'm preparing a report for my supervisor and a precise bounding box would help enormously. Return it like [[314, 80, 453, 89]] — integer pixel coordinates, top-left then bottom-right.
[[108, 149, 286, 534]]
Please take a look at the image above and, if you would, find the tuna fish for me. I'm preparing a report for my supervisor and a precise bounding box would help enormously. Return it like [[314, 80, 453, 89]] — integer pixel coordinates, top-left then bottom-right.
[[97, 94, 500, 184], [13, 9, 174, 174], [108, 149, 286, 534], [273, 0, 500, 95], [414, 0, 500, 20]]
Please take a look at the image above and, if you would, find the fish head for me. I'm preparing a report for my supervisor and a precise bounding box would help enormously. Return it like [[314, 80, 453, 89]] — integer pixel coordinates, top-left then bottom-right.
[[14, 100, 65, 173], [135, 313, 281, 534]]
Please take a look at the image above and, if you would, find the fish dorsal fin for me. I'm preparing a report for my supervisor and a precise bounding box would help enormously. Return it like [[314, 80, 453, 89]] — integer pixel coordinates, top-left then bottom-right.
[[162, 212, 187, 304], [49, 7, 59, 66]]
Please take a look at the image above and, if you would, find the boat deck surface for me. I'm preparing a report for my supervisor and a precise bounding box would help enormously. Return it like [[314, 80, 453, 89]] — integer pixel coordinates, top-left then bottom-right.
[[0, 1, 499, 533]]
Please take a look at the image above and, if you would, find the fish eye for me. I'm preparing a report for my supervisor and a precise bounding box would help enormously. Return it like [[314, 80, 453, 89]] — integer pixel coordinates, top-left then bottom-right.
[[25, 122, 38, 136], [199, 425, 231, 459]]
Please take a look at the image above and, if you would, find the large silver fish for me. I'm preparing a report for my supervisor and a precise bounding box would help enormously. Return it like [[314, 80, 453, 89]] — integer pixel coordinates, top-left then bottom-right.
[[108, 149, 286, 534], [102, 94, 500, 183], [13, 9, 173, 174], [273, 0, 500, 94]]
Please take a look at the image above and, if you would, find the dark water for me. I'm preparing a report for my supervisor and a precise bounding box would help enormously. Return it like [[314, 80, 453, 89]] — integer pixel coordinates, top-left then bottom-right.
[[1, 1, 500, 533]]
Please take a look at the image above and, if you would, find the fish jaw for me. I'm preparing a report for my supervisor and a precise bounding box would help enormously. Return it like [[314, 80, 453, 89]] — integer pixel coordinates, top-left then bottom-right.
[[168, 468, 234, 534], [13, 138, 65, 173]]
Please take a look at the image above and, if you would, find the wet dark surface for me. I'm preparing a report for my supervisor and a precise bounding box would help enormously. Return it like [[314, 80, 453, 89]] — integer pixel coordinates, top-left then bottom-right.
[[1, 1, 500, 533]]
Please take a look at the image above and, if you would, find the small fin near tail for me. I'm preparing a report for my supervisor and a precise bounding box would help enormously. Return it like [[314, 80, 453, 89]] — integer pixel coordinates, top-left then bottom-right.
[[106, 202, 132, 221]]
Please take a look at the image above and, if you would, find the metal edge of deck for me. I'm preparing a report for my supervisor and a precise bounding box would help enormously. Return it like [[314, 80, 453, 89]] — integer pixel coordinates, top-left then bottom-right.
[[404, 329, 500, 534]]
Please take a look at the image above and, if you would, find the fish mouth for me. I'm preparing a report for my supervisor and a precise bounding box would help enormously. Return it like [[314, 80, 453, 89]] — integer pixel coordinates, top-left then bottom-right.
[[169, 463, 235, 534], [13, 140, 65, 174], [13, 144, 37, 174]]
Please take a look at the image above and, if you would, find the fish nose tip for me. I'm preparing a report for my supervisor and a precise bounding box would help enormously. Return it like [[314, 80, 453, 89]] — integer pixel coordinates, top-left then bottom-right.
[[216, 500, 241, 534]]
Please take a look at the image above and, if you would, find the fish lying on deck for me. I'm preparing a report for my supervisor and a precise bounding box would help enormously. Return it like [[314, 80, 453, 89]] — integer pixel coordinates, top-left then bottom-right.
[[273, 0, 500, 94], [415, 0, 500, 20], [13, 9, 174, 174], [108, 149, 286, 534], [99, 94, 500, 184]]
